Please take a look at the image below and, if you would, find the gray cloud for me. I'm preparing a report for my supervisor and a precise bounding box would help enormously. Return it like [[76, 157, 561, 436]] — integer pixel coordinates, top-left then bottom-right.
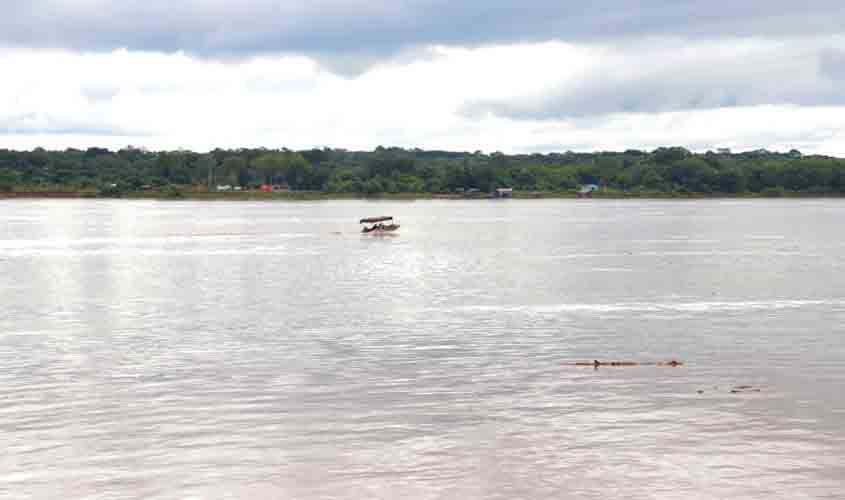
[[2, 1, 845, 74], [820, 48, 845, 81], [463, 40, 845, 119]]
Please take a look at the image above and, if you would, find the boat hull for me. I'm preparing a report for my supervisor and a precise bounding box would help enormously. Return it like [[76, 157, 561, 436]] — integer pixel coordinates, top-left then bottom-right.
[[362, 224, 400, 234]]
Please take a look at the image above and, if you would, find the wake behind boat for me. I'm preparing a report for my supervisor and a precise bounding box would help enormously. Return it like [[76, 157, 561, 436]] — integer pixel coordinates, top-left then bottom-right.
[[360, 216, 400, 234]]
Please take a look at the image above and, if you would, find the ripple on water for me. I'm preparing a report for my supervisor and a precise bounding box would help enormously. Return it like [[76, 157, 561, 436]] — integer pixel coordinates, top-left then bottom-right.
[[1, 199, 845, 499]]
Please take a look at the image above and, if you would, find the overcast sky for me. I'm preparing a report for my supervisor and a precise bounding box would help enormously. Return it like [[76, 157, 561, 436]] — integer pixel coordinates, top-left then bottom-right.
[[2, 1, 845, 154]]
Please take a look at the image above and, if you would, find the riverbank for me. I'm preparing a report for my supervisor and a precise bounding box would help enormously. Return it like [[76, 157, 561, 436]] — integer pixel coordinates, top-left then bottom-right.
[[3, 189, 845, 200]]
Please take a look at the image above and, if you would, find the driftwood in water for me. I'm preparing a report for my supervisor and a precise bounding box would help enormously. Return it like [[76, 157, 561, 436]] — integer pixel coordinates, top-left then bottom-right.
[[730, 385, 761, 393], [571, 360, 684, 368], [697, 385, 762, 394]]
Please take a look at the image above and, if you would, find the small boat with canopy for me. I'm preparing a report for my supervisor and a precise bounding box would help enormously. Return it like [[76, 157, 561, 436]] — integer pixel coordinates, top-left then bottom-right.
[[360, 216, 400, 233]]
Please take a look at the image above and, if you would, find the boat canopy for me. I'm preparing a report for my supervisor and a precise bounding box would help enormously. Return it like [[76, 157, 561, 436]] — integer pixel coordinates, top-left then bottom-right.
[[360, 216, 393, 224]]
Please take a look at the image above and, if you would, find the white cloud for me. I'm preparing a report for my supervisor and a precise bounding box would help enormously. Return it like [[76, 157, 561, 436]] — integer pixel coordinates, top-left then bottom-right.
[[2, 43, 845, 155]]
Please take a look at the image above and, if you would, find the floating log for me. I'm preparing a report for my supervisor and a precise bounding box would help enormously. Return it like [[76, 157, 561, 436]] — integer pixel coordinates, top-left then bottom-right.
[[697, 385, 762, 394], [570, 360, 684, 367], [730, 385, 761, 393]]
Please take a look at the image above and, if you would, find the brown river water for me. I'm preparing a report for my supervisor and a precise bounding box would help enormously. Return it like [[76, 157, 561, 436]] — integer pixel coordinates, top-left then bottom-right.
[[1, 199, 844, 499]]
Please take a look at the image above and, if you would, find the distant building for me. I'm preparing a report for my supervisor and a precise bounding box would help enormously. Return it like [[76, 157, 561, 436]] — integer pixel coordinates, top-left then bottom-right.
[[493, 187, 513, 198], [578, 184, 599, 198], [717, 148, 732, 155]]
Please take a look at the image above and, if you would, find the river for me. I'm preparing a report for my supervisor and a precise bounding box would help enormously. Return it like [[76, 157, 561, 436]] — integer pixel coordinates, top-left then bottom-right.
[[1, 199, 844, 499]]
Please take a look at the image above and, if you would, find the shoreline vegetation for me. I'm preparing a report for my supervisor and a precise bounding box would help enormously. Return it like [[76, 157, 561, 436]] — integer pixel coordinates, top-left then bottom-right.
[[4, 189, 845, 201], [3, 145, 845, 200]]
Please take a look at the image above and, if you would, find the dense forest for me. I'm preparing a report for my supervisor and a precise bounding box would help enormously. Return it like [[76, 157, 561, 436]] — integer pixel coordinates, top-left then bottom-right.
[[1, 145, 844, 196]]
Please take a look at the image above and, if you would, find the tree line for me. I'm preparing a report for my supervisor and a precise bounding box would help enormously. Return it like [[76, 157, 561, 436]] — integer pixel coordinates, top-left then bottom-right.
[[1, 145, 844, 196]]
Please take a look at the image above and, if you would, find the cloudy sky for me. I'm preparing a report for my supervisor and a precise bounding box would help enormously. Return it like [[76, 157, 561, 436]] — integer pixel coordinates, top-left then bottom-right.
[[2, 1, 845, 154]]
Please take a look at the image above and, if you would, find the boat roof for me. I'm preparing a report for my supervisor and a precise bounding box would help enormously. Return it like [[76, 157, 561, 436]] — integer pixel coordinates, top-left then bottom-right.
[[360, 216, 393, 223]]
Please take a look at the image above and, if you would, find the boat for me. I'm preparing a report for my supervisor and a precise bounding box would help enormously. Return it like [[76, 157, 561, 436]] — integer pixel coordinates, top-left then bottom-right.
[[360, 216, 400, 233]]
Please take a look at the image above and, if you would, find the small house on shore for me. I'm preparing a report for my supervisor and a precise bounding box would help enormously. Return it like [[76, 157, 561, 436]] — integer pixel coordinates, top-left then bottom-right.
[[577, 184, 599, 198], [493, 187, 513, 198], [260, 183, 290, 193]]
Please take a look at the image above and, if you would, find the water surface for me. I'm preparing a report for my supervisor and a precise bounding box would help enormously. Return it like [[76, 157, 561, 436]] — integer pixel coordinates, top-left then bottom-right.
[[1, 199, 844, 499]]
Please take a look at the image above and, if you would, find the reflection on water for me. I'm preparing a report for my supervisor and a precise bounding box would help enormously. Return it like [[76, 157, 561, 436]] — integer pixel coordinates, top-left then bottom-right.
[[1, 199, 845, 499]]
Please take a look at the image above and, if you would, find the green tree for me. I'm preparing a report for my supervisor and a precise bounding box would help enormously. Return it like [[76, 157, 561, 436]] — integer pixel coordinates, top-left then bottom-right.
[[195, 154, 217, 189], [221, 156, 247, 186], [285, 153, 312, 189], [0, 168, 21, 192], [715, 166, 747, 193]]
